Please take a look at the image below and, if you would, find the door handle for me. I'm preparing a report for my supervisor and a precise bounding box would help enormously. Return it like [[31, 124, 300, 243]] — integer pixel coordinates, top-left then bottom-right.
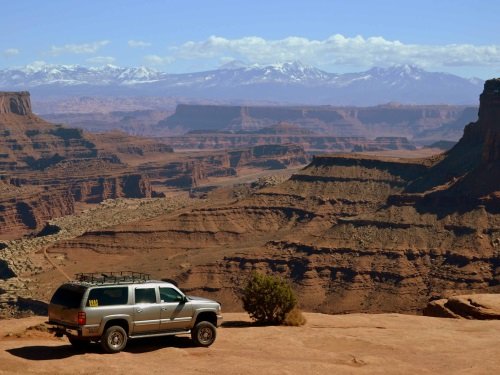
[[136, 309, 143, 313], [161, 307, 168, 311]]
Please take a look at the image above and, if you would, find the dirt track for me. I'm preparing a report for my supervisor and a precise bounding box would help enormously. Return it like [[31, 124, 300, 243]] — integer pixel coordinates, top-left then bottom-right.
[[0, 313, 499, 374]]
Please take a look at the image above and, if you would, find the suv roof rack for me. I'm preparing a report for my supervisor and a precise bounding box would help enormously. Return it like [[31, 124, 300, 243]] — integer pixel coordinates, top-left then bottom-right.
[[75, 271, 151, 285]]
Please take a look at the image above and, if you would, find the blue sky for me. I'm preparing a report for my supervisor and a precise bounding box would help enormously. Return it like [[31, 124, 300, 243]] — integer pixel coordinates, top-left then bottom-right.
[[1, 0, 499, 78]]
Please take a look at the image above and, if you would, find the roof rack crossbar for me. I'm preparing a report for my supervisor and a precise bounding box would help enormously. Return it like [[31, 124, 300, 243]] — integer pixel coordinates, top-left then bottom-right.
[[74, 271, 151, 284]]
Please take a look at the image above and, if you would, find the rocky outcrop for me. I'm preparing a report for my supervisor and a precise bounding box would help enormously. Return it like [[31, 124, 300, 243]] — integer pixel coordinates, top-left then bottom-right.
[[228, 144, 309, 169], [424, 294, 500, 319], [478, 79, 500, 164], [0, 92, 32, 115], [69, 174, 152, 203]]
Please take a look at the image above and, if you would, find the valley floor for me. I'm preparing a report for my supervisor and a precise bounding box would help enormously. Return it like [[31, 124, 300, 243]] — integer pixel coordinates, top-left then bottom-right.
[[0, 313, 498, 374]]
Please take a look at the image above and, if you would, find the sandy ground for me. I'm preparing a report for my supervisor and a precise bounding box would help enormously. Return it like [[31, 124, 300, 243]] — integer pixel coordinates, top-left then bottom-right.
[[0, 313, 499, 375]]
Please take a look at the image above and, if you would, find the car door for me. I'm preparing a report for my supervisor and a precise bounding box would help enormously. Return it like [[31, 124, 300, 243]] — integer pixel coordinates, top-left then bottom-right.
[[132, 286, 161, 334], [159, 287, 193, 331]]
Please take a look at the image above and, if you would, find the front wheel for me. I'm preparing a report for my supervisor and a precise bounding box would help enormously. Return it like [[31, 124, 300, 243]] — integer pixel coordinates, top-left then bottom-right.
[[100, 325, 128, 353], [191, 321, 217, 347]]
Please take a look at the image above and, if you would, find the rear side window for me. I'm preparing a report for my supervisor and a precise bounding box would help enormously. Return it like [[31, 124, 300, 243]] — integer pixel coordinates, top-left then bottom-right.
[[86, 287, 128, 307], [50, 284, 86, 308], [135, 288, 157, 304]]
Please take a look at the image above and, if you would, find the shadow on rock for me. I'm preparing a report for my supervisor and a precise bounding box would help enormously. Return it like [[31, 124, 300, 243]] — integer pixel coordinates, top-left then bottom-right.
[[7, 344, 97, 360], [221, 320, 255, 328], [7, 336, 200, 360], [124, 335, 194, 353]]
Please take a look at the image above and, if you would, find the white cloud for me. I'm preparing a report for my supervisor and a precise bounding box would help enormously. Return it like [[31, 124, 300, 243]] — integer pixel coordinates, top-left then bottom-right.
[[143, 54, 174, 65], [168, 34, 500, 69], [86, 56, 116, 65], [128, 40, 152, 48], [49, 40, 110, 56], [3, 48, 20, 58]]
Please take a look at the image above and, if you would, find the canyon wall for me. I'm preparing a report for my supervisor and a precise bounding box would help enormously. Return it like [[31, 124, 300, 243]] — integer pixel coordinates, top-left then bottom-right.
[[162, 128, 417, 152], [0, 92, 170, 238]]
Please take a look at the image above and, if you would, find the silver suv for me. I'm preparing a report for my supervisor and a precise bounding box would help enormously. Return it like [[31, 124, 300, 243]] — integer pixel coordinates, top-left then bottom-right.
[[47, 272, 222, 353]]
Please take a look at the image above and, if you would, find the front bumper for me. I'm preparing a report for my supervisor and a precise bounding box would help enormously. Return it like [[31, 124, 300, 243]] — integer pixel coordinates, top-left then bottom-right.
[[217, 314, 223, 327]]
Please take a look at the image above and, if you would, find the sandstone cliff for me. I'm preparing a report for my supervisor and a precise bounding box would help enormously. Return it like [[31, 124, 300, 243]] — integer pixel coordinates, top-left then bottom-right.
[[0, 182, 74, 240], [0, 92, 31, 115]]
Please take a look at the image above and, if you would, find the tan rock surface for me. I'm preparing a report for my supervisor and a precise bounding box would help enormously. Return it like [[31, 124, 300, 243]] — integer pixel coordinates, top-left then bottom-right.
[[0, 313, 499, 374]]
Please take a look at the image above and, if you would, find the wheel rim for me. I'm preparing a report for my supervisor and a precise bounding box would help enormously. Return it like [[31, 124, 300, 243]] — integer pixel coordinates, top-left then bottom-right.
[[108, 330, 124, 349], [198, 327, 213, 344]]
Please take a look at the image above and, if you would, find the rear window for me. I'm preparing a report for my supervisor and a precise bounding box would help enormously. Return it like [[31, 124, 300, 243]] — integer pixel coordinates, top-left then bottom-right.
[[86, 287, 128, 307], [50, 284, 86, 308]]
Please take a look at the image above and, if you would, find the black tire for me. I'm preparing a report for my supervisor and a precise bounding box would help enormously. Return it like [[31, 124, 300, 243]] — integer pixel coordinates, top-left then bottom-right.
[[100, 325, 128, 353], [67, 335, 91, 350], [191, 321, 217, 347]]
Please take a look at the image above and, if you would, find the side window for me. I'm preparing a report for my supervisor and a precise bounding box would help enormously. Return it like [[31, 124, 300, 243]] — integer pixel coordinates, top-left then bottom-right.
[[86, 287, 128, 307], [135, 288, 157, 304], [159, 287, 183, 303]]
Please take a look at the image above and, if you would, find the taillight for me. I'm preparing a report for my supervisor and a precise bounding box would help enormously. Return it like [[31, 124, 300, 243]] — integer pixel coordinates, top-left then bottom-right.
[[77, 312, 86, 325]]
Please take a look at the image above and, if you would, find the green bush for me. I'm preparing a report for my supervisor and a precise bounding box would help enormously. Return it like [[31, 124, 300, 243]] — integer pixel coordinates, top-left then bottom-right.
[[241, 272, 297, 325]]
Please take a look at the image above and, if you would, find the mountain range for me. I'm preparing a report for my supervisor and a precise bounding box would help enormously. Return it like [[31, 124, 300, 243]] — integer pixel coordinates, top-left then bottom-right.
[[0, 61, 483, 105]]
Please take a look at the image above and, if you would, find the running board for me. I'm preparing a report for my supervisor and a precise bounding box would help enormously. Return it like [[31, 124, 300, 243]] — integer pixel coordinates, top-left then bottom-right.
[[129, 330, 191, 339]]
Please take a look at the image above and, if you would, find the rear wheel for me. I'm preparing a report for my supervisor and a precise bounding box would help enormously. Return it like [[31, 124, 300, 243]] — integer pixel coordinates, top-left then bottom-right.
[[100, 325, 128, 353], [191, 321, 217, 347]]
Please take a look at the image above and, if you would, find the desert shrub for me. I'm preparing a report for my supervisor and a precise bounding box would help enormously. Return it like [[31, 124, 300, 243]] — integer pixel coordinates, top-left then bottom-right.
[[241, 272, 297, 325], [283, 306, 307, 326]]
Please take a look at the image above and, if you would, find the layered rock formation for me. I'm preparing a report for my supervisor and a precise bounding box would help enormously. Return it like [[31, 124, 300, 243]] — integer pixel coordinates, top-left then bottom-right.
[[0, 92, 176, 238], [157, 103, 477, 142], [161, 122, 417, 152], [139, 143, 309, 188], [0, 91, 311, 239], [42, 109, 173, 136], [50, 80, 500, 314]]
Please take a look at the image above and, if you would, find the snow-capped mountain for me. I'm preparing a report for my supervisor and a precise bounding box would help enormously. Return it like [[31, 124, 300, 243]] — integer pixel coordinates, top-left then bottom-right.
[[0, 63, 165, 87], [0, 62, 483, 105], [159, 61, 335, 88]]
